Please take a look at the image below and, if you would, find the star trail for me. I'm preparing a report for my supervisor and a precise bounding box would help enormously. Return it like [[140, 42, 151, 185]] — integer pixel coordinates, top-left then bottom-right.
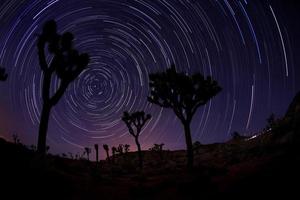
[[0, 0, 299, 158]]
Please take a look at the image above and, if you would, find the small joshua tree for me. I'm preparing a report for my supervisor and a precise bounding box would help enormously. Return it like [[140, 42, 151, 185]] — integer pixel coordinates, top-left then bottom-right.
[[68, 152, 74, 159], [84, 147, 91, 161], [148, 64, 221, 169], [103, 144, 110, 161], [46, 145, 50, 153], [12, 134, 20, 144], [94, 144, 99, 163], [193, 141, 201, 154], [30, 145, 37, 151], [124, 144, 130, 153], [122, 111, 151, 169], [266, 113, 276, 130], [149, 143, 164, 159], [112, 146, 117, 162], [37, 20, 89, 155], [116, 144, 124, 154], [0, 67, 8, 81], [231, 131, 245, 140]]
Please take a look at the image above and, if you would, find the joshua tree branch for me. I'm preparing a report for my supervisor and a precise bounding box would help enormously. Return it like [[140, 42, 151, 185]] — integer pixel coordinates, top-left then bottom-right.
[[49, 80, 69, 106], [37, 36, 48, 71]]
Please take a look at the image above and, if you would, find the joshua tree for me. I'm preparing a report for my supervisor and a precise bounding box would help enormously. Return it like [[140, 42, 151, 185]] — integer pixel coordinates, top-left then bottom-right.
[[124, 144, 130, 153], [94, 144, 99, 163], [46, 145, 50, 153], [84, 147, 91, 161], [266, 113, 276, 130], [149, 143, 164, 151], [36, 20, 89, 155], [193, 141, 201, 154], [148, 65, 221, 169], [30, 145, 37, 151], [149, 143, 164, 159], [122, 111, 151, 169], [68, 152, 74, 159], [0, 67, 8, 81], [112, 146, 117, 161], [116, 144, 124, 154], [12, 134, 20, 144], [103, 144, 110, 161]]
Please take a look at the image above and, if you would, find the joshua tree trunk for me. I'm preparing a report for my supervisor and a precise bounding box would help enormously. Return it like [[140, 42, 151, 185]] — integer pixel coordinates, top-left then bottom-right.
[[95, 149, 99, 163], [183, 121, 194, 170], [37, 102, 52, 155], [105, 150, 110, 161], [135, 137, 143, 169]]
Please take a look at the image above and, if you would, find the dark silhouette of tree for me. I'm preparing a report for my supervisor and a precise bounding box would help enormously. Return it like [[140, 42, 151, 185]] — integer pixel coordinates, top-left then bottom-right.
[[112, 146, 117, 162], [68, 152, 74, 159], [149, 143, 164, 151], [124, 144, 130, 153], [267, 113, 276, 130], [0, 67, 8, 81], [231, 131, 248, 141], [30, 145, 37, 151], [94, 144, 99, 163], [148, 65, 221, 169], [84, 147, 91, 161], [149, 143, 164, 159], [193, 141, 202, 154], [46, 145, 50, 153], [103, 144, 110, 161], [116, 144, 124, 154], [12, 134, 20, 144], [36, 20, 89, 155], [122, 111, 151, 169]]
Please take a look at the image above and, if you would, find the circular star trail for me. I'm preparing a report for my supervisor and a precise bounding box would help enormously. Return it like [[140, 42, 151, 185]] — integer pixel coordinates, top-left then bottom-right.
[[0, 0, 298, 156]]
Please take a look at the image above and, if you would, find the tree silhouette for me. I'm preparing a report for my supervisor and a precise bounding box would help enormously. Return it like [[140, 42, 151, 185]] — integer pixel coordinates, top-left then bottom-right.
[[148, 64, 221, 169], [94, 144, 99, 163], [122, 111, 151, 169], [124, 144, 130, 153], [84, 147, 91, 161], [149, 143, 164, 159], [103, 144, 110, 162], [0, 67, 8, 81], [193, 141, 202, 154], [36, 20, 89, 155], [116, 144, 124, 154], [112, 146, 117, 162], [12, 134, 20, 144]]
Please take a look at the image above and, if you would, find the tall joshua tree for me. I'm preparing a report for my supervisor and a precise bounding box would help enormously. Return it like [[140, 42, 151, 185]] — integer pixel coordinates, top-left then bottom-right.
[[94, 144, 99, 163], [112, 146, 117, 162], [103, 144, 110, 161], [122, 111, 151, 169], [84, 147, 91, 161], [0, 67, 8, 81], [148, 65, 221, 169], [37, 20, 89, 154]]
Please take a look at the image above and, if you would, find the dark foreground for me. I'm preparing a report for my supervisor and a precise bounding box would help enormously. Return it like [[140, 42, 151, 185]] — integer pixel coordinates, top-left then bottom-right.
[[1, 93, 300, 199], [1, 133, 299, 200]]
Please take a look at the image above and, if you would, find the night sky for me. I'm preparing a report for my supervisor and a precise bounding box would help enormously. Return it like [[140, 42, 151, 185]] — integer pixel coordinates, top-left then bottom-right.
[[0, 0, 299, 158]]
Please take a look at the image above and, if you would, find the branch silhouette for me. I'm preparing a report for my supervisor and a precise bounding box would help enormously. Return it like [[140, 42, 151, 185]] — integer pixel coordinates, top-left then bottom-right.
[[148, 64, 221, 169], [122, 111, 151, 169], [37, 20, 90, 155], [0, 67, 8, 81]]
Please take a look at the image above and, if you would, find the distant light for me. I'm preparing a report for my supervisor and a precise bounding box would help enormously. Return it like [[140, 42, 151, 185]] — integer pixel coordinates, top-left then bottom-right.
[[246, 134, 258, 141]]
